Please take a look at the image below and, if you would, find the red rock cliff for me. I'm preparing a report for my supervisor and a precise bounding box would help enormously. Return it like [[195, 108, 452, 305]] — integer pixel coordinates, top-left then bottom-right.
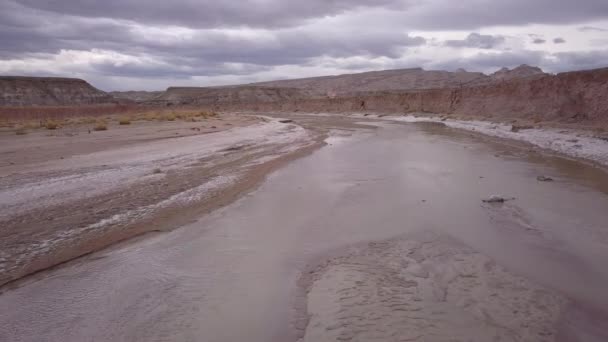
[[213, 67, 608, 126]]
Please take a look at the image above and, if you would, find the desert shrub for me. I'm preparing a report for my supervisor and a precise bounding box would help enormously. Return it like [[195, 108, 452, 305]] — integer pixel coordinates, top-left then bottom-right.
[[118, 117, 131, 125], [21, 121, 40, 129], [80, 117, 98, 124], [94, 121, 108, 131], [45, 121, 59, 130], [143, 112, 160, 121], [153, 168, 163, 174], [15, 127, 27, 135], [165, 114, 176, 121]]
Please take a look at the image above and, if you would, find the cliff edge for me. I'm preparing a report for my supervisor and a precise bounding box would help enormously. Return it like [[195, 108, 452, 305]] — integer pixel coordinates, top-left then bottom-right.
[[0, 76, 116, 106]]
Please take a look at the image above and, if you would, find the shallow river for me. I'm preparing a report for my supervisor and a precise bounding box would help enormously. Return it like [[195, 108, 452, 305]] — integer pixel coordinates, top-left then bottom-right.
[[1, 120, 608, 341]]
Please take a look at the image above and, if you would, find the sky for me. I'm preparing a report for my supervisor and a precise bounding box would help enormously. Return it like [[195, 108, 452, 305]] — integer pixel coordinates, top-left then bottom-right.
[[1, 0, 607, 91]]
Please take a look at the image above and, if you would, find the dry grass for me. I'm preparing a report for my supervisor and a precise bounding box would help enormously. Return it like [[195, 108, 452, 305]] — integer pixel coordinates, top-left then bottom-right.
[[93, 121, 108, 131], [15, 127, 27, 135], [1, 107, 220, 134], [45, 121, 59, 130], [118, 117, 131, 125], [79, 117, 98, 125]]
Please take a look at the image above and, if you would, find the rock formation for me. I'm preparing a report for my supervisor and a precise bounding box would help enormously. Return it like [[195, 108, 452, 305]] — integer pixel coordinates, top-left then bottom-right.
[[208, 67, 608, 127], [0, 76, 116, 106], [251, 68, 488, 96], [490, 64, 547, 81], [145, 85, 311, 106], [109, 91, 163, 103]]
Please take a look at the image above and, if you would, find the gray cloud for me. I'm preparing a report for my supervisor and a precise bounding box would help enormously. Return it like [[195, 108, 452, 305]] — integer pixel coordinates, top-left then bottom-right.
[[433, 49, 608, 74], [433, 50, 546, 71], [579, 26, 608, 32], [10, 0, 608, 31], [0, 0, 426, 80], [1, 0, 608, 90], [548, 50, 608, 72], [445, 33, 505, 49], [12, 0, 406, 29], [403, 0, 608, 30], [553, 37, 566, 44]]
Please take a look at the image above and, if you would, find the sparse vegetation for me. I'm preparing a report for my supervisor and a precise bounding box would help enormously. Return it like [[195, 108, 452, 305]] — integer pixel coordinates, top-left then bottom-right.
[[153, 168, 163, 174], [15, 127, 27, 135], [45, 121, 59, 130], [1, 108, 220, 135], [80, 117, 98, 125], [94, 121, 108, 131]]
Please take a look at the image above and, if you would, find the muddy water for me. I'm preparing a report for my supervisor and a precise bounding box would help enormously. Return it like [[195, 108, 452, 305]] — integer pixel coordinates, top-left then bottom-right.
[[2, 120, 608, 341]]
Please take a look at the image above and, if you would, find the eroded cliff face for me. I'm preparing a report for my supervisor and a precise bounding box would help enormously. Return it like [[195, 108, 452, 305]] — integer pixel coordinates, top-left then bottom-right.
[[146, 86, 312, 106], [251, 68, 488, 96], [211, 68, 608, 126], [0, 77, 116, 106]]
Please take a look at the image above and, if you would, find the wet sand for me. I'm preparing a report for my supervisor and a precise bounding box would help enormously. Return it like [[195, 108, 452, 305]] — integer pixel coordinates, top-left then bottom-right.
[[1, 115, 608, 341], [0, 114, 320, 286]]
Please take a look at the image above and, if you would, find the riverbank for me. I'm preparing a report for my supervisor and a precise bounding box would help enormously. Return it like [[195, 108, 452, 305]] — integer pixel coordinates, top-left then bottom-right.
[[343, 113, 608, 168], [0, 114, 321, 287]]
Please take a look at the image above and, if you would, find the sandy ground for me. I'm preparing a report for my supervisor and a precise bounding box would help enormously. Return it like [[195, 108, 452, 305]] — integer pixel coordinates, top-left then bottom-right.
[[0, 114, 320, 286], [302, 232, 566, 342], [1, 114, 608, 341]]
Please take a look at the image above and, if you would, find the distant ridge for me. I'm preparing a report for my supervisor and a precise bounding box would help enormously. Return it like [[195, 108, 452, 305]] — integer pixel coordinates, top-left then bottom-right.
[[0, 76, 116, 106], [250, 67, 489, 96]]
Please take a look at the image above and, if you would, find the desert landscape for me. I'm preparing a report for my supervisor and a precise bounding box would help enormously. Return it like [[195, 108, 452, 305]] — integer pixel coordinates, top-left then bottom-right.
[[1, 1, 608, 342]]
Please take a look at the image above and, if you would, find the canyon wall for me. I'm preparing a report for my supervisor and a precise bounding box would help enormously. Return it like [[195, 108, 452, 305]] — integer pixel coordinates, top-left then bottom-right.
[[145, 86, 310, 106], [0, 77, 117, 106], [211, 67, 608, 126]]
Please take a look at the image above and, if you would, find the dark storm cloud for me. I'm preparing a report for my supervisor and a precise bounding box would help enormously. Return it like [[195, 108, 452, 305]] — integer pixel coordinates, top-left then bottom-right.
[[445, 33, 506, 49], [85, 29, 425, 79], [404, 0, 608, 30], [12, 0, 406, 29], [11, 0, 608, 31], [1, 0, 425, 74], [0, 1, 135, 56], [2, 0, 608, 90]]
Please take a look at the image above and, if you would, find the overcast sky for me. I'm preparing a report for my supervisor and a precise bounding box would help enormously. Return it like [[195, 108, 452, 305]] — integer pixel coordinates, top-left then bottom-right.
[[1, 0, 607, 91]]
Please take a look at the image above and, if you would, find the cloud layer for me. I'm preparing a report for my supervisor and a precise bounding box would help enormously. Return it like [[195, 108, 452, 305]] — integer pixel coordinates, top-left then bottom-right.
[[1, 0, 607, 90]]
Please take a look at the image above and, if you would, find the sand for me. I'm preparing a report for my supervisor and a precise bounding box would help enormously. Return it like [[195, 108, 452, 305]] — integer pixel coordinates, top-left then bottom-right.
[[302, 232, 567, 342], [0, 114, 319, 287]]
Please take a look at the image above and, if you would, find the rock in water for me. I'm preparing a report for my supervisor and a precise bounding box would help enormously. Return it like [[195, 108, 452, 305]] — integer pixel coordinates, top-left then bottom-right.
[[511, 125, 534, 132], [537, 175, 554, 182], [483, 195, 507, 203]]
